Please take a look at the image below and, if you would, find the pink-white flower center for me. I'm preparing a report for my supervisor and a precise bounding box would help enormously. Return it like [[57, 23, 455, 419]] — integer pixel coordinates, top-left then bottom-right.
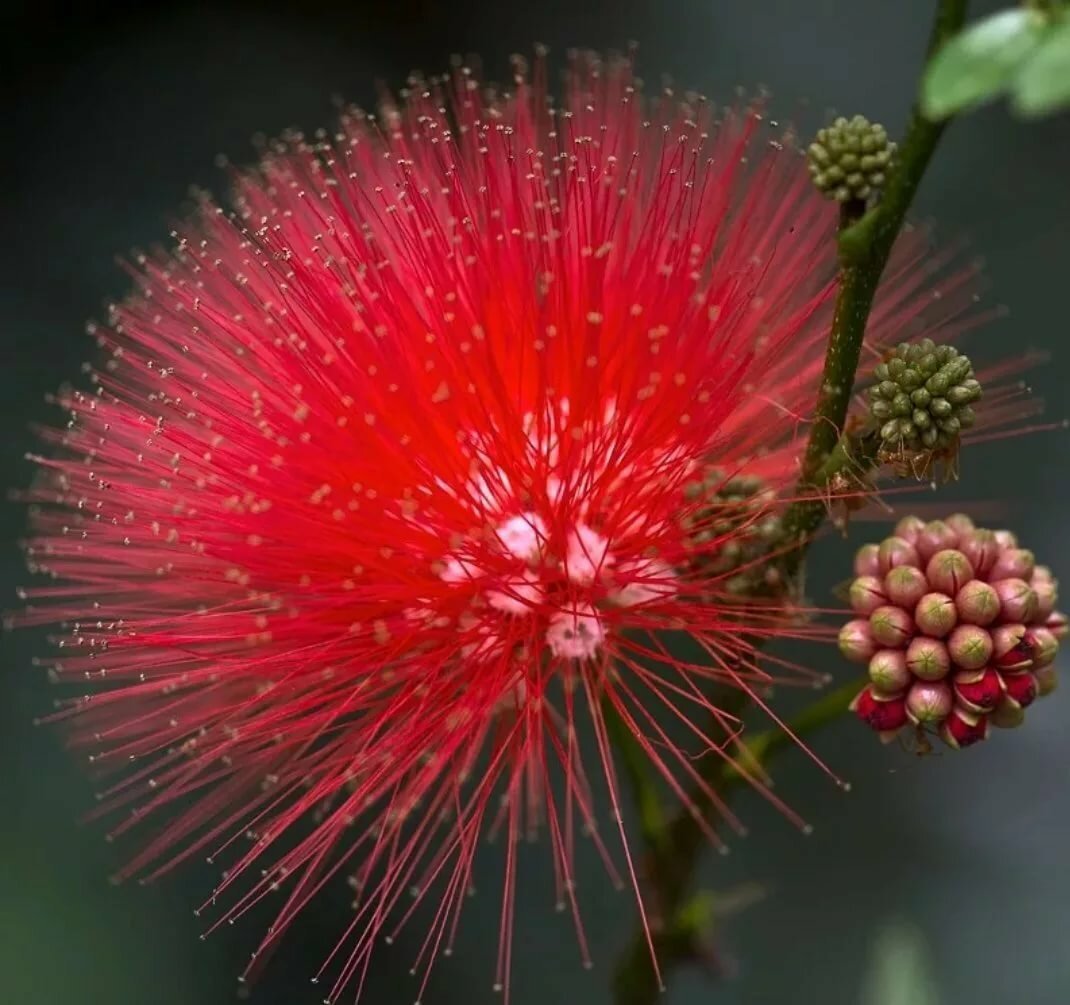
[[546, 604, 606, 660], [434, 399, 681, 667]]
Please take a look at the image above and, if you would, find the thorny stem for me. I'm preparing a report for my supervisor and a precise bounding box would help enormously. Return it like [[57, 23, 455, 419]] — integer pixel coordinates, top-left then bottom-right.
[[610, 2, 970, 1002]]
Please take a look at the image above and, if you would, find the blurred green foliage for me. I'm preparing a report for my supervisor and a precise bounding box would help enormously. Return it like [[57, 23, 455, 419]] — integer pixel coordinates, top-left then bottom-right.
[[922, 4, 1070, 119], [860, 920, 942, 1005]]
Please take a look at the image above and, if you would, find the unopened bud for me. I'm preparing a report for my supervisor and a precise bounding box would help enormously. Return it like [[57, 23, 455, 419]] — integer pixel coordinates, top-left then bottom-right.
[[947, 624, 993, 671], [955, 579, 1000, 626], [989, 548, 1035, 582], [1032, 575, 1058, 620], [894, 515, 926, 544], [870, 605, 914, 648], [994, 530, 1018, 549], [945, 513, 975, 537], [884, 565, 928, 608], [1047, 610, 1068, 640], [959, 529, 1000, 577], [878, 536, 919, 574], [906, 680, 953, 725], [926, 549, 974, 595], [854, 543, 881, 578], [914, 592, 957, 638], [1033, 564, 1054, 582], [682, 467, 788, 601], [807, 115, 896, 203], [1024, 626, 1059, 668], [906, 636, 950, 681], [916, 520, 958, 563], [869, 340, 981, 469], [850, 576, 888, 616], [992, 578, 1038, 623], [869, 649, 912, 693], [839, 619, 878, 664]]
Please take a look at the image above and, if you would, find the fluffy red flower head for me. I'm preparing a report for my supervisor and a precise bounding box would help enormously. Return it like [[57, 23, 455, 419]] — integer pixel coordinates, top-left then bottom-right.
[[19, 51, 1021, 999]]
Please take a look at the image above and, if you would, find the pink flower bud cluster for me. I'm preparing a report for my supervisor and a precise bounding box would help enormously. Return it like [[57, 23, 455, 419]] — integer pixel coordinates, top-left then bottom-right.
[[839, 514, 1064, 749]]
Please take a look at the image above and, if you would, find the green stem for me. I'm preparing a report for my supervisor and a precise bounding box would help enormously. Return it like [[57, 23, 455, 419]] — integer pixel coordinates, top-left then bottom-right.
[[716, 676, 867, 786], [611, 678, 865, 1003], [782, 0, 968, 567], [803, 0, 970, 473], [780, 429, 881, 581], [610, 2, 969, 1002]]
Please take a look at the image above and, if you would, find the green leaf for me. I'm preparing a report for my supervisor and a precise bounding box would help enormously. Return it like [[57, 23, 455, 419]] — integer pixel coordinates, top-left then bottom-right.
[[921, 8, 1048, 119], [1012, 18, 1070, 116]]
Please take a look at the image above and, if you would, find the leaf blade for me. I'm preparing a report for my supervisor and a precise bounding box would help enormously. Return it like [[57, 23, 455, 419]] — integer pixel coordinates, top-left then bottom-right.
[[1012, 18, 1070, 116], [921, 8, 1048, 119]]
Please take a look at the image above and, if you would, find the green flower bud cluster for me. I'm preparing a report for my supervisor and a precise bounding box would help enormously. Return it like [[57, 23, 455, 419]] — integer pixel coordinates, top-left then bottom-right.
[[867, 339, 981, 458], [807, 115, 896, 203], [683, 469, 786, 598]]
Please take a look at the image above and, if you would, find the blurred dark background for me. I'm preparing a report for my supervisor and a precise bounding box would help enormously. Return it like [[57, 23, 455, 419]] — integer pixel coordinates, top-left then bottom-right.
[[2, 1, 1068, 1003]]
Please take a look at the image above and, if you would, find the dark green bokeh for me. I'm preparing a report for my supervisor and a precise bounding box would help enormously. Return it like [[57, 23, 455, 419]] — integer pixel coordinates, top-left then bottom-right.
[[2, 1, 1068, 1003]]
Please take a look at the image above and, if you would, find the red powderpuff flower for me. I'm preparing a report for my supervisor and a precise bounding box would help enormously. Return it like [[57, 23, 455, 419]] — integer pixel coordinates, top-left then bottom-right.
[[16, 51, 1031, 1000]]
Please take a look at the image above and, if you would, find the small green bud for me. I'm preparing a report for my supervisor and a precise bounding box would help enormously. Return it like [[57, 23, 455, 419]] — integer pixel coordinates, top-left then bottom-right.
[[866, 340, 982, 466], [807, 115, 896, 203], [682, 467, 787, 601]]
